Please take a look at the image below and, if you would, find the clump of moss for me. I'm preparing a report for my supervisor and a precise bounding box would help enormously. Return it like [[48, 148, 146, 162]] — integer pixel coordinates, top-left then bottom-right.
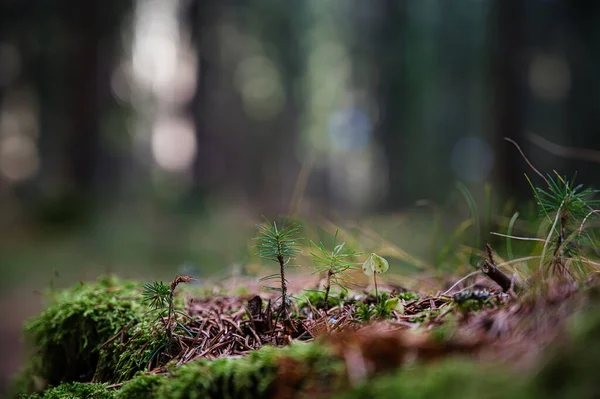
[[531, 302, 600, 399], [22, 382, 115, 399], [115, 341, 346, 399], [21, 276, 152, 392], [335, 358, 526, 399], [296, 289, 345, 312], [118, 373, 167, 399]]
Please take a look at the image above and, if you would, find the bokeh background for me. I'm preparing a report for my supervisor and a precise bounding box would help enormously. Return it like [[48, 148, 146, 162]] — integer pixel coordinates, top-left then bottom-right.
[[2, 0, 600, 386]]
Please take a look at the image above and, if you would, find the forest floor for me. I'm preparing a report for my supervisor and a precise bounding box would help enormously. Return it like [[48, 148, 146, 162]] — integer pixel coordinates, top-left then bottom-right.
[[11, 266, 600, 399]]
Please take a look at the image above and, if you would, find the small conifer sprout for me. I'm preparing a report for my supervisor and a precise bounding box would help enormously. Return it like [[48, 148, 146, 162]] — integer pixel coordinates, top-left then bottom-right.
[[255, 217, 302, 323], [310, 230, 360, 311], [362, 253, 389, 301]]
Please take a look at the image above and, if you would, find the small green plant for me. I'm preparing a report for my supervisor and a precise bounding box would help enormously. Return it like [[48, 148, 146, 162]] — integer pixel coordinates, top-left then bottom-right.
[[296, 289, 344, 312], [141, 276, 195, 353], [362, 253, 389, 301], [310, 230, 360, 310], [374, 293, 404, 320], [355, 302, 375, 322], [526, 171, 600, 278], [255, 217, 302, 322]]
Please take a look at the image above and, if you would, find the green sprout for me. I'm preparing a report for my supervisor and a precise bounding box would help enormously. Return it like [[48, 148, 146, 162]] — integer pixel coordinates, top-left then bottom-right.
[[310, 230, 360, 310], [355, 302, 375, 322], [526, 171, 600, 278], [362, 253, 389, 302], [141, 276, 195, 360], [142, 281, 171, 310], [255, 217, 302, 322]]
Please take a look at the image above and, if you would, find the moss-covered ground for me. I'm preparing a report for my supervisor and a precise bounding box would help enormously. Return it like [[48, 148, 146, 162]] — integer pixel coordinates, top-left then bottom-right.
[[9, 272, 600, 399]]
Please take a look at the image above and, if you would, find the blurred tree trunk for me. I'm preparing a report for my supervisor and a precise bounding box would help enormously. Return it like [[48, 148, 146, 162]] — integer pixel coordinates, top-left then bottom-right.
[[257, 0, 305, 214], [64, 2, 102, 203], [373, 0, 408, 209], [564, 0, 600, 184], [187, 0, 217, 209], [488, 0, 529, 200]]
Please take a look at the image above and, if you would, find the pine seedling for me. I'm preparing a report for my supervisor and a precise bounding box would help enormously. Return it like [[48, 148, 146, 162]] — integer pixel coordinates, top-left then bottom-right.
[[310, 230, 360, 310], [141, 276, 195, 359], [362, 253, 389, 302], [526, 171, 600, 278], [255, 217, 302, 321]]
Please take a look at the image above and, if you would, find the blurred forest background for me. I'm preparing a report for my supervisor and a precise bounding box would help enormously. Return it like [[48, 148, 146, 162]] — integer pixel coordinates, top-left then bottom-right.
[[2, 0, 600, 384]]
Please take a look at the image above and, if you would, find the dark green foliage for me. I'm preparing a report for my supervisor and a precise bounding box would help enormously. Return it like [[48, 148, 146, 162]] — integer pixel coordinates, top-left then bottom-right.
[[21, 382, 115, 399], [142, 281, 171, 310], [119, 341, 345, 399], [119, 373, 167, 399], [23, 277, 148, 387]]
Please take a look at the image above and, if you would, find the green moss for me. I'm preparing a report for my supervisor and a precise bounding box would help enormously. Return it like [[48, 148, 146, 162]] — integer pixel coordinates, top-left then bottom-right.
[[21, 276, 152, 391], [21, 382, 115, 399], [157, 341, 345, 399], [530, 303, 600, 399], [115, 340, 346, 399], [335, 359, 527, 399], [119, 373, 167, 399], [295, 289, 344, 311]]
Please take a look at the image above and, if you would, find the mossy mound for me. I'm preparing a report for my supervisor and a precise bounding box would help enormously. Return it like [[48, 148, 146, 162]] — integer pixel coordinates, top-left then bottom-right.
[[337, 358, 526, 399], [14, 276, 600, 399], [19, 300, 600, 399], [126, 341, 345, 399], [23, 382, 115, 399], [17, 277, 159, 393], [21, 341, 346, 399]]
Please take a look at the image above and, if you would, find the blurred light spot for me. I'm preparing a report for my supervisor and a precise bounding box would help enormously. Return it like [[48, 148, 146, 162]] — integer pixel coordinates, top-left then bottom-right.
[[0, 135, 39, 182], [151, 117, 196, 172], [162, 49, 197, 106], [234, 56, 284, 121], [330, 144, 388, 209], [0, 43, 21, 87], [132, 1, 179, 94], [450, 137, 494, 182], [328, 108, 372, 152], [529, 54, 570, 101]]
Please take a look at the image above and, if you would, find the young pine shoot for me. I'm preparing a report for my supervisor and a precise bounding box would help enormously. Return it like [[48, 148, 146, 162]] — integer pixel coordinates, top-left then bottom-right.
[[526, 171, 600, 278], [362, 253, 389, 302], [255, 217, 302, 321], [142, 276, 195, 351], [310, 230, 360, 310]]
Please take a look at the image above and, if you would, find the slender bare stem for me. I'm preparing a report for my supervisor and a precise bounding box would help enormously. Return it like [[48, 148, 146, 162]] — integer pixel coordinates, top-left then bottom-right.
[[277, 254, 287, 320], [324, 269, 333, 311], [374, 273, 379, 302]]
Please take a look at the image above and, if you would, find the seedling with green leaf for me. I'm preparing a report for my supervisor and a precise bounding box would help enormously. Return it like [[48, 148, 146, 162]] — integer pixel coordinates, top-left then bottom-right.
[[255, 217, 302, 322], [362, 253, 389, 302], [310, 230, 360, 310]]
